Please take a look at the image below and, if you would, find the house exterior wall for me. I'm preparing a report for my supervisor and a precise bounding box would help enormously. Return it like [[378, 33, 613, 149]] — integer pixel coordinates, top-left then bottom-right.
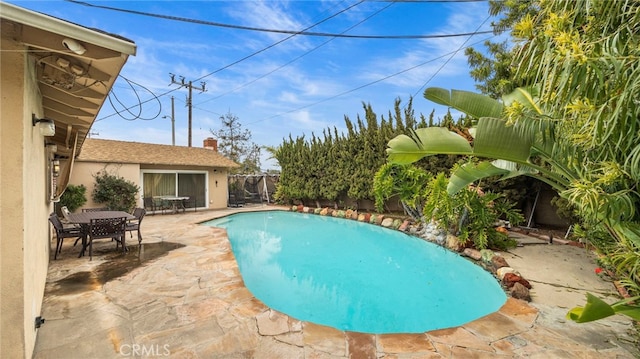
[[69, 162, 231, 211], [68, 161, 141, 211], [1, 38, 52, 359]]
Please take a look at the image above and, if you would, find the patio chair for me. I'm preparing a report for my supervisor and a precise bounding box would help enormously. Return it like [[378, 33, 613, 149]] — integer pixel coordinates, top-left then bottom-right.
[[60, 205, 83, 246], [48, 213, 83, 260], [87, 217, 127, 260], [143, 197, 159, 214], [126, 208, 146, 244]]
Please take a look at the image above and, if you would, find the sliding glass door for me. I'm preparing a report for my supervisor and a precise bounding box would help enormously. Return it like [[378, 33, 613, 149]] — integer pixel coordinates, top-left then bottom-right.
[[142, 171, 207, 209]]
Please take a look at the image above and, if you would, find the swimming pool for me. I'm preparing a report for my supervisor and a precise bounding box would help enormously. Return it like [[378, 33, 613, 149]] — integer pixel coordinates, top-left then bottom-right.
[[204, 210, 506, 334]]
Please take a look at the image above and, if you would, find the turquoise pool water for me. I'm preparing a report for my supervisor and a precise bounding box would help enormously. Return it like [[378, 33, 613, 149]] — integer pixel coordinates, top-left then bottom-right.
[[204, 211, 506, 334]]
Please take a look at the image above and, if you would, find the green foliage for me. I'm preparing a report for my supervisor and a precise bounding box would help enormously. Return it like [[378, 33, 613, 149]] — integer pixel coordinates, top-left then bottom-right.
[[59, 184, 87, 213], [373, 163, 433, 218], [92, 172, 139, 212], [422, 173, 522, 250]]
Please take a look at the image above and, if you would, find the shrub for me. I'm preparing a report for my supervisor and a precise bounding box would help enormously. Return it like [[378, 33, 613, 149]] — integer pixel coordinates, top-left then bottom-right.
[[58, 184, 87, 213], [92, 172, 139, 212]]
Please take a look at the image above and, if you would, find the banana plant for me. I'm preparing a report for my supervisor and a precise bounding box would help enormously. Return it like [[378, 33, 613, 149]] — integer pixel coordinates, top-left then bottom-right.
[[567, 293, 640, 323], [386, 87, 574, 195]]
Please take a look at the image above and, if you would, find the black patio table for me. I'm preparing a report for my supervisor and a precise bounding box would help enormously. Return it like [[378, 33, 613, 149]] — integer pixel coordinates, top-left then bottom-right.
[[67, 211, 135, 257]]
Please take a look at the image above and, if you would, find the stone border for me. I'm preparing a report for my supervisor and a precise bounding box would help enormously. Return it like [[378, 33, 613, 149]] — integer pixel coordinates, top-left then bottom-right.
[[290, 205, 533, 302]]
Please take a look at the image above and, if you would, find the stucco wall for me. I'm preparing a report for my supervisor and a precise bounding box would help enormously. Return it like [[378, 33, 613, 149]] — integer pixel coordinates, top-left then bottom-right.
[[68, 160, 232, 213], [1, 39, 52, 359], [68, 161, 141, 211]]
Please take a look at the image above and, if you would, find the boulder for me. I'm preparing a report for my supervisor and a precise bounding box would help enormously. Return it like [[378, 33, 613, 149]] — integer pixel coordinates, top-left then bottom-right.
[[357, 213, 366, 222], [345, 209, 354, 218], [369, 214, 377, 224], [381, 218, 394, 227], [319, 208, 329, 216], [510, 282, 531, 301], [302, 206, 310, 213], [398, 220, 410, 232], [480, 249, 494, 264], [351, 210, 359, 220], [502, 272, 532, 289], [491, 255, 510, 270], [375, 215, 385, 225], [462, 248, 482, 261], [446, 234, 461, 251], [496, 267, 519, 281]]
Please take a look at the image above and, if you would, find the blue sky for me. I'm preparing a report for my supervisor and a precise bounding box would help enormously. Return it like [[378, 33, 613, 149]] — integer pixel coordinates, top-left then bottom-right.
[[10, 0, 497, 170]]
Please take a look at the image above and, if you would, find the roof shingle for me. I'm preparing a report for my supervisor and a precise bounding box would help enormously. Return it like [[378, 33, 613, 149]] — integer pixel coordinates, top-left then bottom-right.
[[77, 139, 239, 168]]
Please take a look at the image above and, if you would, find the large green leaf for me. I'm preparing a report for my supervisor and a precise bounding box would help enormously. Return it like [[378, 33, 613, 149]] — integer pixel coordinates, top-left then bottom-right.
[[447, 162, 510, 194], [567, 293, 616, 323], [386, 127, 473, 165], [568, 293, 640, 323], [473, 117, 534, 162], [424, 87, 504, 119]]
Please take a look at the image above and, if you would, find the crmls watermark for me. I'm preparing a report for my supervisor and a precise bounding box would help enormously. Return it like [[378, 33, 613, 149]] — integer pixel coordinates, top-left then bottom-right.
[[119, 344, 170, 357]]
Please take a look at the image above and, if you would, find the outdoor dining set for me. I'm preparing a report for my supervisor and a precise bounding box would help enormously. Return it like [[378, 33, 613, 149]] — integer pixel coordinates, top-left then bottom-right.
[[143, 196, 195, 215], [48, 207, 146, 260]]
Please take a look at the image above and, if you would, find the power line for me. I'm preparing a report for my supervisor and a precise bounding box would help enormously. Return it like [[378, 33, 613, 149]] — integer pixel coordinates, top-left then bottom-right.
[[245, 35, 495, 126], [98, 1, 367, 121], [195, 0, 397, 107], [65, 0, 492, 39]]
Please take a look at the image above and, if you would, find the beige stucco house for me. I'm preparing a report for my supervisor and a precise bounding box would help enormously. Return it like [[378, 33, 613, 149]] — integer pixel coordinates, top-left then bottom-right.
[[70, 138, 239, 211], [1, 2, 136, 358]]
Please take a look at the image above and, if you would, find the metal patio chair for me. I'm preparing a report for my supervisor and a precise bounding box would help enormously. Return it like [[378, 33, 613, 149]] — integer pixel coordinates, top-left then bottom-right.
[[126, 208, 146, 244], [48, 213, 83, 260], [87, 217, 127, 260]]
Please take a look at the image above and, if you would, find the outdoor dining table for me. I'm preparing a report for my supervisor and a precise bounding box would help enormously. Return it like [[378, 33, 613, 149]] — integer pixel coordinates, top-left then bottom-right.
[[160, 196, 189, 214], [67, 211, 135, 257]]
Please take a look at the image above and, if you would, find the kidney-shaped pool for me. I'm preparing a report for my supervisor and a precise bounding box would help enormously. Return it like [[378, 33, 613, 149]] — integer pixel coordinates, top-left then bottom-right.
[[203, 210, 506, 334]]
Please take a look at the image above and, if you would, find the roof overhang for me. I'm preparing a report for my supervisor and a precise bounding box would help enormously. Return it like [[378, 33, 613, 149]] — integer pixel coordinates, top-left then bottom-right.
[[1, 2, 136, 159]]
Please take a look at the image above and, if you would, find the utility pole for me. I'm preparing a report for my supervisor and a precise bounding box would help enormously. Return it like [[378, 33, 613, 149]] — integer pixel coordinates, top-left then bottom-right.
[[169, 73, 206, 147], [162, 96, 176, 145]]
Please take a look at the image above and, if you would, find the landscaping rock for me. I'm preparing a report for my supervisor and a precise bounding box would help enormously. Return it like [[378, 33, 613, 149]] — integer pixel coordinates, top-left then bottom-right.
[[314, 208, 322, 214], [320, 208, 329, 216], [369, 214, 377, 224], [345, 209, 353, 219], [446, 234, 460, 251], [350, 211, 358, 220], [302, 206, 310, 213], [502, 272, 532, 289], [398, 220, 410, 232], [381, 218, 394, 228], [357, 213, 366, 222], [510, 282, 531, 301], [462, 248, 482, 261], [496, 267, 519, 281], [392, 219, 402, 229], [375, 215, 385, 225], [491, 255, 510, 270], [480, 249, 494, 264]]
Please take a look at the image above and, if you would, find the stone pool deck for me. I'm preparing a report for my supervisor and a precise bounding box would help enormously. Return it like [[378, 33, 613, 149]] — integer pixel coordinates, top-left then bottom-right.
[[34, 206, 638, 358]]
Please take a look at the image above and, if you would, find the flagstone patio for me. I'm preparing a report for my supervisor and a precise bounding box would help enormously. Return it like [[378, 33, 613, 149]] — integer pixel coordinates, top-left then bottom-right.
[[33, 206, 638, 358]]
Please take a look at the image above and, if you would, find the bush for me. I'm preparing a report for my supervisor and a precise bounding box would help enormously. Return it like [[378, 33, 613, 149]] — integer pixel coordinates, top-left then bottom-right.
[[59, 184, 87, 213], [92, 172, 139, 212]]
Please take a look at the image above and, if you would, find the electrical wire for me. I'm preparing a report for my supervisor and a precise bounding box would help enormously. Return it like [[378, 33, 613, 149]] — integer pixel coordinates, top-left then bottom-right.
[[99, 75, 162, 122], [97, 0, 367, 121], [410, 15, 492, 99], [65, 0, 492, 39], [245, 35, 495, 126], [195, 0, 397, 107]]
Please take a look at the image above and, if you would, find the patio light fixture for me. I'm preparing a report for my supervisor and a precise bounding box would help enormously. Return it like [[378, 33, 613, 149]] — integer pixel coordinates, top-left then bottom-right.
[[32, 115, 56, 137], [52, 160, 60, 177]]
